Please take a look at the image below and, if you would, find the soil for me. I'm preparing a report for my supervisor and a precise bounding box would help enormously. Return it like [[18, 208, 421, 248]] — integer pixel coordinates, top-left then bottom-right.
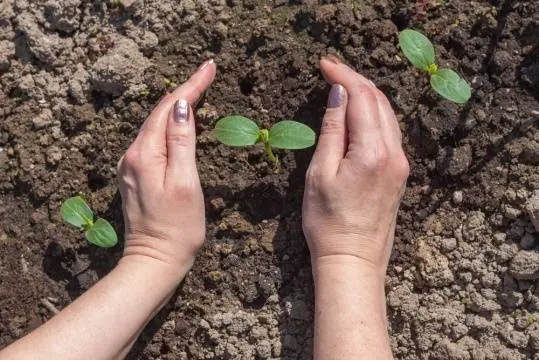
[[1, 0, 539, 359]]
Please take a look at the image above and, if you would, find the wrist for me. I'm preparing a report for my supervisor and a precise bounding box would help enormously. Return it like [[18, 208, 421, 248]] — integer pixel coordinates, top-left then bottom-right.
[[120, 235, 198, 287], [311, 253, 387, 283]]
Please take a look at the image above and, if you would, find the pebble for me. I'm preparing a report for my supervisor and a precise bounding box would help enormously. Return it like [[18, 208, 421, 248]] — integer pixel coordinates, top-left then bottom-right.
[[503, 204, 522, 220], [509, 250, 539, 280], [520, 233, 536, 250], [452, 190, 463, 204], [440, 238, 458, 253]]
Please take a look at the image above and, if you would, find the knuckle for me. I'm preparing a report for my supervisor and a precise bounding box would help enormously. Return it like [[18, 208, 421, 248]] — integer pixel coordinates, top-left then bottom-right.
[[353, 84, 377, 101], [393, 153, 410, 182], [360, 141, 390, 173], [167, 132, 192, 148], [171, 176, 198, 197], [320, 112, 344, 135], [121, 150, 140, 171]]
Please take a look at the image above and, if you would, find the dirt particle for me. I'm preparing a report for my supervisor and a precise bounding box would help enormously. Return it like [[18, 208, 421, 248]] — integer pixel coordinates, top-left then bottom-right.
[[526, 190, 539, 233], [45, 146, 62, 166], [437, 145, 473, 176], [510, 251, 539, 280], [90, 36, 152, 97]]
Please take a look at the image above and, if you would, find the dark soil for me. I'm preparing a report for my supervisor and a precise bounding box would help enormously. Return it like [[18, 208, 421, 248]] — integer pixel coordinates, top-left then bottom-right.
[[1, 0, 539, 359]]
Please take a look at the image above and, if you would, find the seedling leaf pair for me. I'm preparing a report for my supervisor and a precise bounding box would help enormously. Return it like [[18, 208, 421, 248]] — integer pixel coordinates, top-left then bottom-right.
[[399, 29, 471, 104], [61, 196, 118, 248], [214, 116, 315, 164]]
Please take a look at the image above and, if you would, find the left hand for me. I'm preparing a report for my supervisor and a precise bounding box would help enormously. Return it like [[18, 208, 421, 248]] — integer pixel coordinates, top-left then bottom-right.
[[117, 60, 216, 280]]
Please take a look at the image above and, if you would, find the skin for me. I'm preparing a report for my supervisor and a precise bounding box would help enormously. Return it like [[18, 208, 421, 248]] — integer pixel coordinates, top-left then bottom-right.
[[304, 57, 409, 360], [0, 57, 408, 360]]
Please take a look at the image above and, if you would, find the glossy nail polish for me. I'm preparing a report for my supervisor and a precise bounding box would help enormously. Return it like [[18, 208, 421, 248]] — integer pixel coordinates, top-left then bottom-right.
[[174, 99, 189, 123], [327, 84, 345, 108], [325, 54, 341, 65]]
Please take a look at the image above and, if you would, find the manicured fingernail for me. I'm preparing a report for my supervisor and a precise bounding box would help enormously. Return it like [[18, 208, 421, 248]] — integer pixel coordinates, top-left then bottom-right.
[[196, 59, 214, 73], [174, 99, 189, 123], [327, 84, 345, 108], [325, 54, 341, 65]]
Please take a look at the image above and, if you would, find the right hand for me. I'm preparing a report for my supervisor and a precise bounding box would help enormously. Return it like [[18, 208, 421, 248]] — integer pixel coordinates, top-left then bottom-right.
[[302, 56, 409, 276], [117, 60, 216, 280]]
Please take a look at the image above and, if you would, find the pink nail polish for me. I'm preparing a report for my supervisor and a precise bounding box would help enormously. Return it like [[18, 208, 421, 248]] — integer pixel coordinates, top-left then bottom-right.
[[174, 99, 189, 123]]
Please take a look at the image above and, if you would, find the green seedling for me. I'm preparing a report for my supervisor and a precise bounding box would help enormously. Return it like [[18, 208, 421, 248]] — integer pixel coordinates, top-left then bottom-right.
[[399, 29, 471, 104], [61, 196, 118, 248], [213, 116, 316, 164], [163, 78, 178, 89]]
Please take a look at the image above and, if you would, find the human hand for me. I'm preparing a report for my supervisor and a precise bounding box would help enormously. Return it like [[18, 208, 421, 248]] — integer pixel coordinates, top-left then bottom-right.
[[117, 60, 216, 281], [302, 56, 409, 277]]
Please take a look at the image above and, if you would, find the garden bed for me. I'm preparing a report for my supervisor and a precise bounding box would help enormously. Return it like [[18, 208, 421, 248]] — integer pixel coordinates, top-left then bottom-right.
[[1, 0, 539, 359]]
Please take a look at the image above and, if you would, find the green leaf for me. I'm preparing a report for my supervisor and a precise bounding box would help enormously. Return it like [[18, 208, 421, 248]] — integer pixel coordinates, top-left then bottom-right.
[[214, 116, 260, 146], [399, 29, 436, 71], [430, 69, 471, 104], [61, 196, 94, 228], [85, 218, 118, 248], [268, 121, 316, 150]]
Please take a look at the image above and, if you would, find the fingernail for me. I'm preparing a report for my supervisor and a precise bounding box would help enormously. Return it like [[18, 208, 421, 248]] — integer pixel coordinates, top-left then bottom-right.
[[325, 54, 341, 65], [174, 99, 189, 123], [327, 84, 345, 108], [195, 59, 214, 73]]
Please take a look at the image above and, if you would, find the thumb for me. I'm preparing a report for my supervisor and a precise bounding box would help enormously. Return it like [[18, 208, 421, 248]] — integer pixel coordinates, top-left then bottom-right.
[[309, 84, 348, 177], [165, 99, 197, 185], [164, 60, 216, 185]]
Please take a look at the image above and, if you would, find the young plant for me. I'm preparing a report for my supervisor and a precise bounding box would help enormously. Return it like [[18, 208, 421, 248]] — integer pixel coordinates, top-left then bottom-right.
[[61, 196, 118, 248], [213, 116, 315, 164], [399, 29, 471, 104]]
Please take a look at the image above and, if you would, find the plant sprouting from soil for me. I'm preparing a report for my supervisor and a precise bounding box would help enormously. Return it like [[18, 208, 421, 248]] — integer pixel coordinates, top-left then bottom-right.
[[213, 116, 316, 164], [61, 196, 118, 248], [399, 29, 471, 104]]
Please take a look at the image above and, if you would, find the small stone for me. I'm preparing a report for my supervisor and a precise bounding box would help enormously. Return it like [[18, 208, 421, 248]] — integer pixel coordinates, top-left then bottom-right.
[[503, 204, 522, 220], [46, 146, 62, 166], [440, 238, 457, 253], [32, 109, 54, 130], [510, 250, 539, 280], [214, 22, 228, 38], [494, 232, 507, 244], [452, 191, 463, 204], [209, 197, 225, 211], [520, 233, 536, 250], [256, 339, 272, 359], [437, 145, 473, 176]]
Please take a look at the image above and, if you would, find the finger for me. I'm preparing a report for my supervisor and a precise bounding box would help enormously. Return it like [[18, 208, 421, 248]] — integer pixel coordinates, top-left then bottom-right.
[[310, 84, 348, 177], [320, 57, 382, 155], [165, 99, 197, 184], [148, 59, 217, 125], [375, 92, 403, 152], [137, 60, 217, 160], [321, 55, 373, 88]]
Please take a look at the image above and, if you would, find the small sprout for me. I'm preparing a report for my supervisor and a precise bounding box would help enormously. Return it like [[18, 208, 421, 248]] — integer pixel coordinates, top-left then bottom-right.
[[61, 196, 118, 248], [399, 29, 471, 104], [163, 78, 178, 89], [213, 116, 315, 165]]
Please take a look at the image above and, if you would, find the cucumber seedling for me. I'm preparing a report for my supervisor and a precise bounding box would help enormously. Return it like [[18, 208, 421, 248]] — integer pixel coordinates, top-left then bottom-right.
[[61, 196, 118, 248], [213, 116, 316, 164], [399, 29, 471, 104]]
